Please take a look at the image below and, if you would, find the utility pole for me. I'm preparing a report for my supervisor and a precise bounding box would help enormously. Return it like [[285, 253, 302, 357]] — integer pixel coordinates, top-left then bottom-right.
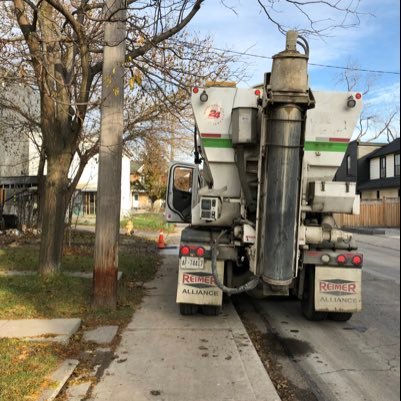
[[92, 0, 127, 308]]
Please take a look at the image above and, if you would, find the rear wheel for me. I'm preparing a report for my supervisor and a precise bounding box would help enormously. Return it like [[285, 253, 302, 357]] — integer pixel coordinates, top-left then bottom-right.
[[328, 312, 353, 322], [179, 303, 199, 316], [301, 265, 328, 321], [247, 283, 266, 300], [201, 305, 222, 316]]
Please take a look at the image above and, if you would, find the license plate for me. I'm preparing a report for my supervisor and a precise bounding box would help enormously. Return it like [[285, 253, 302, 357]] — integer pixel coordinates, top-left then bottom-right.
[[180, 257, 205, 270]]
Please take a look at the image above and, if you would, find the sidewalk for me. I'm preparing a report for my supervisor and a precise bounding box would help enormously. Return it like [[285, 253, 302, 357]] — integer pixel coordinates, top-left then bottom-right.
[[0, 318, 81, 343], [89, 253, 281, 401]]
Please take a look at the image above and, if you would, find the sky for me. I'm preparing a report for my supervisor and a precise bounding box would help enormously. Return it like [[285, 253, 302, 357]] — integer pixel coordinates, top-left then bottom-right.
[[186, 0, 400, 140]]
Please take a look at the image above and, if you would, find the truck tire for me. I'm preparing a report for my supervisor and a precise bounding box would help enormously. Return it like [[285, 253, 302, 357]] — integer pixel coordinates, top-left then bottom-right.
[[202, 305, 222, 316], [328, 312, 353, 322], [247, 284, 266, 300], [301, 265, 328, 321], [179, 303, 199, 316], [223, 293, 231, 304]]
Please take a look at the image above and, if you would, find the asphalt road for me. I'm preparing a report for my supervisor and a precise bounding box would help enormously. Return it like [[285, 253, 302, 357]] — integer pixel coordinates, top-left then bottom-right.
[[249, 232, 400, 401]]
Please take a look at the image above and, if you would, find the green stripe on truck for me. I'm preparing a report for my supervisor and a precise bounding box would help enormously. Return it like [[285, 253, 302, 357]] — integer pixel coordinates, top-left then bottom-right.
[[202, 138, 233, 148], [305, 141, 348, 152], [202, 139, 348, 152]]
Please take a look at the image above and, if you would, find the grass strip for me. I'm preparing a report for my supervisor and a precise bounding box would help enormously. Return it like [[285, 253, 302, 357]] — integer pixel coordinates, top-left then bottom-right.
[[0, 230, 161, 399], [121, 213, 175, 233], [0, 339, 64, 401]]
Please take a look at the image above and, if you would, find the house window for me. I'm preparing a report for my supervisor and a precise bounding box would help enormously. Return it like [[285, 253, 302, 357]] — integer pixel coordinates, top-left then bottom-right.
[[380, 157, 386, 179], [346, 155, 352, 176], [377, 191, 380, 200], [83, 192, 96, 215], [395, 153, 400, 177]]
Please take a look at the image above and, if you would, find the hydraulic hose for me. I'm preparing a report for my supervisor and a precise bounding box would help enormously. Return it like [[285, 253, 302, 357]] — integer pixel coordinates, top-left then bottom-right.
[[211, 230, 260, 296]]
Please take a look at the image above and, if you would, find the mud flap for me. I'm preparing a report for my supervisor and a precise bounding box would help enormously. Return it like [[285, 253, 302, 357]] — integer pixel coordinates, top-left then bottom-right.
[[176, 260, 224, 306], [315, 267, 362, 313]]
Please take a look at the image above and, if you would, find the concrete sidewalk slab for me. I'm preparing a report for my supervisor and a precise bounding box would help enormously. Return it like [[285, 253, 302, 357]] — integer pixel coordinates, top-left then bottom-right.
[[0, 318, 81, 343], [66, 381, 92, 401], [158, 246, 179, 256], [0, 271, 36, 276], [37, 359, 79, 401], [0, 271, 123, 280], [83, 326, 119, 344], [66, 271, 123, 280], [90, 256, 281, 401]]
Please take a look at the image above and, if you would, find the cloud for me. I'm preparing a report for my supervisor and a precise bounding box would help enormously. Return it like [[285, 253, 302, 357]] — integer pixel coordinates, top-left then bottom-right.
[[365, 82, 401, 108]]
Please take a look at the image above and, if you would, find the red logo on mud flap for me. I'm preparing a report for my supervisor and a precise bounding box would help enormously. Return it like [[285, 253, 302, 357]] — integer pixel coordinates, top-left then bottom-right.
[[183, 272, 216, 289], [320, 279, 357, 296]]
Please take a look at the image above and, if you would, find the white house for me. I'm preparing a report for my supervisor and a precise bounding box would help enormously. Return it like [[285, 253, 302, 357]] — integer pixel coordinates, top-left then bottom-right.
[[0, 134, 133, 217], [72, 152, 132, 216], [0, 83, 40, 177], [0, 84, 133, 217]]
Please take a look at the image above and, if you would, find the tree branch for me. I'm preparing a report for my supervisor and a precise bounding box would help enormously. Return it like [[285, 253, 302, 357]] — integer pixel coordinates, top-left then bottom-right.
[[91, 0, 204, 76]]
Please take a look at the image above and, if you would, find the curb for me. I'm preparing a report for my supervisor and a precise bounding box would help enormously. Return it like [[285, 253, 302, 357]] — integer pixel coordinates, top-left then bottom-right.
[[231, 318, 282, 401]]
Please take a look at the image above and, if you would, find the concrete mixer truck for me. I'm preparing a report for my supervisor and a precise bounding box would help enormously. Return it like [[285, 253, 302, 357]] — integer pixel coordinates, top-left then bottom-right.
[[165, 31, 363, 321]]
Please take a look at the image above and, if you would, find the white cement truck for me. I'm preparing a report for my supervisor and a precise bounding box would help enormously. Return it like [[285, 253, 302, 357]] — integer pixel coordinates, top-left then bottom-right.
[[166, 31, 364, 321]]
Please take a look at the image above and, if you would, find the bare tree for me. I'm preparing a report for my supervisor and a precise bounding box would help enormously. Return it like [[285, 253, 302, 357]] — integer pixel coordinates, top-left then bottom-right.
[[255, 0, 364, 36], [0, 1, 232, 276]]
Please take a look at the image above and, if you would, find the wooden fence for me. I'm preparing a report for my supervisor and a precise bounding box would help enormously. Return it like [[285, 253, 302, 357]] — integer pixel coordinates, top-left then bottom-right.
[[334, 198, 400, 228]]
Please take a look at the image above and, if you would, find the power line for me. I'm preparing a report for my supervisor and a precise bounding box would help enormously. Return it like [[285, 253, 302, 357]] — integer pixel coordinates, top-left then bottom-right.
[[171, 39, 400, 76], [309, 63, 400, 76]]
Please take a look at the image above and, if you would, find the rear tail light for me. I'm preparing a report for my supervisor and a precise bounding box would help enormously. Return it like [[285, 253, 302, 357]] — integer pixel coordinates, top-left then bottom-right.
[[337, 255, 347, 265], [352, 255, 363, 266], [196, 247, 205, 257], [180, 246, 190, 256]]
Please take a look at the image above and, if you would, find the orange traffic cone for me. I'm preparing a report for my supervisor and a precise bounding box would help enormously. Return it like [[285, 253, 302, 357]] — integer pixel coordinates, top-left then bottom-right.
[[157, 230, 166, 249]]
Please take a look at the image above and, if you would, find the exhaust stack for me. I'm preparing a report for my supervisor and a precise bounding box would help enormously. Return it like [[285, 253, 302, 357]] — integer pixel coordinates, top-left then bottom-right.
[[261, 31, 314, 286]]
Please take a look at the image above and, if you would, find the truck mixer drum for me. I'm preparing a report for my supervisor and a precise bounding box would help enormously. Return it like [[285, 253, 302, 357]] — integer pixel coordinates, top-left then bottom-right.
[[261, 31, 314, 286]]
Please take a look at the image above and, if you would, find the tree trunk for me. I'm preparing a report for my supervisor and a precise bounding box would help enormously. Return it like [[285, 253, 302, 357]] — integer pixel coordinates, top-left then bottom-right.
[[92, 0, 127, 309], [36, 149, 46, 230], [38, 155, 70, 275]]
